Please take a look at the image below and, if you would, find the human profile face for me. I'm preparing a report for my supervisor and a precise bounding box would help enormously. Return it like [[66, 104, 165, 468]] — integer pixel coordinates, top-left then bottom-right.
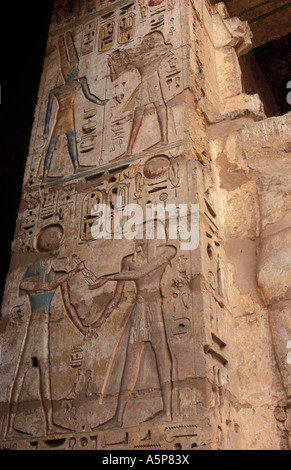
[[65, 68, 79, 84]]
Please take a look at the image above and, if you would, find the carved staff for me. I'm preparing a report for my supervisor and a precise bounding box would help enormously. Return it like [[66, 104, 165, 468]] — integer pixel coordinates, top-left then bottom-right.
[[72, 255, 99, 286]]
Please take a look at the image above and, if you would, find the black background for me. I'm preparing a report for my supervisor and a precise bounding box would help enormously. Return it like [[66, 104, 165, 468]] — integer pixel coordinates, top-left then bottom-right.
[[0, 1, 54, 305]]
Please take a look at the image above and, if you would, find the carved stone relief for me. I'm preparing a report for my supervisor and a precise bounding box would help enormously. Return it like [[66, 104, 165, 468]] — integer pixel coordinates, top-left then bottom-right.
[[1, 154, 203, 446], [2, 0, 289, 452], [20, 0, 186, 194]]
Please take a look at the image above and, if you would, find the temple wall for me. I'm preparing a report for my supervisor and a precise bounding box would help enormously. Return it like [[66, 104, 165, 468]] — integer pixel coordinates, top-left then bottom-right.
[[0, 0, 290, 450]]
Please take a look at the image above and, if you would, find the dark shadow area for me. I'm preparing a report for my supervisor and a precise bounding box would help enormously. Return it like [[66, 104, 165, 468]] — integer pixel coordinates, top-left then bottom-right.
[[240, 33, 291, 117], [0, 2, 53, 305]]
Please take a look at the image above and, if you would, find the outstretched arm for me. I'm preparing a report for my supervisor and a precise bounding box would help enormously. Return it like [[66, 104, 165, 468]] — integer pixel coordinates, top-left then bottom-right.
[[61, 281, 88, 335], [80, 77, 109, 105], [44, 91, 55, 135], [102, 246, 177, 282], [90, 256, 130, 328], [91, 279, 125, 329]]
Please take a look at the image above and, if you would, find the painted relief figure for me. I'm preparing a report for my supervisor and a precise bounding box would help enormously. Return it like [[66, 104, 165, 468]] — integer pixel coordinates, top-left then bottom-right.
[[5, 225, 87, 438], [108, 32, 172, 160], [90, 221, 177, 429], [42, 32, 108, 182]]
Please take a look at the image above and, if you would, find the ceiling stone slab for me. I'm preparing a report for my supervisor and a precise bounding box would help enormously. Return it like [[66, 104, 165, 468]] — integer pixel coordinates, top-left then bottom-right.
[[214, 0, 291, 47]]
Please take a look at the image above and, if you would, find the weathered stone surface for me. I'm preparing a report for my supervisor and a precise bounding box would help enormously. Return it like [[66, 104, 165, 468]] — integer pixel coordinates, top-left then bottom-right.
[[214, 0, 291, 48], [210, 111, 291, 449]]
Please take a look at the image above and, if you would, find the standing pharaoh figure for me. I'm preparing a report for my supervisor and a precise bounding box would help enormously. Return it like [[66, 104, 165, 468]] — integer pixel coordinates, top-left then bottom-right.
[[108, 31, 172, 160], [42, 32, 108, 182], [90, 221, 177, 429], [5, 225, 88, 438]]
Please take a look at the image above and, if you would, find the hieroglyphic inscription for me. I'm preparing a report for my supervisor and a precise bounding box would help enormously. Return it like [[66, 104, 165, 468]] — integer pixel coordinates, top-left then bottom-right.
[[55, 0, 96, 25], [99, 12, 116, 52], [70, 346, 84, 369], [80, 107, 98, 154], [82, 21, 97, 56], [163, 53, 182, 96], [150, 4, 166, 31], [118, 13, 135, 44], [81, 189, 104, 241], [40, 188, 58, 221], [80, 183, 129, 241], [110, 118, 127, 153]]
